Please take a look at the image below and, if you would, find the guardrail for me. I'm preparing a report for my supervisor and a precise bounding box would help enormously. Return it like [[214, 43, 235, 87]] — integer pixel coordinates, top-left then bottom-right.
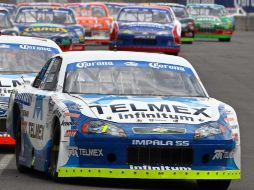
[[235, 15, 254, 31]]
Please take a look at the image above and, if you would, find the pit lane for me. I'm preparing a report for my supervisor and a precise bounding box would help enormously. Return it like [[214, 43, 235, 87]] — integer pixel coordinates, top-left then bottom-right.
[[0, 31, 253, 190]]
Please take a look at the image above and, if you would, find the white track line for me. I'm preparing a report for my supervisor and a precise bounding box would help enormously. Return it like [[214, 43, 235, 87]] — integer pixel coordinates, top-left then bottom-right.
[[0, 154, 14, 174]]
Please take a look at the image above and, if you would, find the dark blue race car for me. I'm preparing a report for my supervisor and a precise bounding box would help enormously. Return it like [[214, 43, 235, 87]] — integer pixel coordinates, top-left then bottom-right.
[[109, 6, 181, 55], [14, 6, 86, 51]]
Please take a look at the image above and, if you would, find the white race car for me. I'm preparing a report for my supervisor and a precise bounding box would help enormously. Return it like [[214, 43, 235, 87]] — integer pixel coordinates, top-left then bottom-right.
[[0, 35, 61, 145], [7, 51, 240, 190]]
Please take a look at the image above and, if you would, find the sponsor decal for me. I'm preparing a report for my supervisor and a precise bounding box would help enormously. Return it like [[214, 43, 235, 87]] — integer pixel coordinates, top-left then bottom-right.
[[129, 165, 191, 170], [212, 150, 234, 160], [28, 122, 44, 140], [187, 0, 215, 4], [132, 140, 190, 146], [15, 93, 32, 106], [124, 62, 139, 67], [68, 146, 103, 157], [19, 44, 52, 52], [64, 129, 78, 137], [64, 112, 80, 118], [149, 62, 185, 72], [33, 95, 45, 120], [76, 61, 114, 69], [0, 80, 21, 88], [24, 27, 68, 33], [61, 121, 78, 127], [90, 103, 210, 122]]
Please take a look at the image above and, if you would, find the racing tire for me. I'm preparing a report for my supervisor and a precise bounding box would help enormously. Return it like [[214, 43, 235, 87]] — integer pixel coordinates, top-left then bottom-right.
[[49, 120, 61, 182], [15, 113, 29, 173], [219, 38, 231, 42], [197, 179, 231, 190]]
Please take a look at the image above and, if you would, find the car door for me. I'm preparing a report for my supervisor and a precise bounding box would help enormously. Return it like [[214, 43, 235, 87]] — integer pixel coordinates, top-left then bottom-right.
[[24, 56, 62, 152]]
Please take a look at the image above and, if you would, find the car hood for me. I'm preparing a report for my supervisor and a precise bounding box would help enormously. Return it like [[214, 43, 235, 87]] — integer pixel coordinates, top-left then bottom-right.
[[0, 73, 36, 117], [118, 22, 174, 33], [69, 94, 233, 125]]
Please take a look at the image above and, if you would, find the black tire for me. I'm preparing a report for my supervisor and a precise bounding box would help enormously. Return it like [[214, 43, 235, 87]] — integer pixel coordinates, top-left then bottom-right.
[[15, 113, 29, 173], [219, 38, 231, 42], [49, 120, 61, 182], [197, 179, 231, 190]]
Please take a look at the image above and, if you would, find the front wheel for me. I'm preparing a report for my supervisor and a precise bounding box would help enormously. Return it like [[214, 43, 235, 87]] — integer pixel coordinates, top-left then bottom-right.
[[49, 120, 61, 182], [197, 179, 231, 190]]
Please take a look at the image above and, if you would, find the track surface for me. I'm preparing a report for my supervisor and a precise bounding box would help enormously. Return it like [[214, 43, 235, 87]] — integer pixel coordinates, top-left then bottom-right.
[[0, 31, 254, 190]]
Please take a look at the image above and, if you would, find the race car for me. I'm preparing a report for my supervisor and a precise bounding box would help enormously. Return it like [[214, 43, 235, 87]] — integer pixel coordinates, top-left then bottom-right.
[[7, 51, 240, 190], [186, 4, 234, 42], [0, 35, 61, 145], [159, 3, 195, 44], [0, 8, 19, 35], [65, 3, 116, 44], [14, 6, 86, 51], [109, 6, 181, 55]]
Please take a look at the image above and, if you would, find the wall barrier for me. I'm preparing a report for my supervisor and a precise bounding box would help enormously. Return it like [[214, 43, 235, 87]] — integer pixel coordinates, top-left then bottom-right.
[[235, 15, 254, 31]]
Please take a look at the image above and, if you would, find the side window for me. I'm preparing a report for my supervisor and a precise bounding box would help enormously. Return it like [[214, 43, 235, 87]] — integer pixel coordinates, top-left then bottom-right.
[[40, 57, 62, 91], [32, 58, 53, 88]]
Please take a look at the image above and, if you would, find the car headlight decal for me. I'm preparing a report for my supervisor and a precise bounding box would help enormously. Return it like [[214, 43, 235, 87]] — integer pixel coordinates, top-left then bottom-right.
[[194, 122, 224, 139], [81, 121, 127, 137]]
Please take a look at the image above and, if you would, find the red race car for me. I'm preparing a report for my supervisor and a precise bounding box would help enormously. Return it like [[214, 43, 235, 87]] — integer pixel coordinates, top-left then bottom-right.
[[65, 3, 118, 44]]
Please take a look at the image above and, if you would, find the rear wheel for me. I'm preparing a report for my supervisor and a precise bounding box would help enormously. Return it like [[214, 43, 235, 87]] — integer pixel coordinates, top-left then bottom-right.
[[15, 113, 29, 173], [49, 120, 61, 182], [197, 179, 231, 190]]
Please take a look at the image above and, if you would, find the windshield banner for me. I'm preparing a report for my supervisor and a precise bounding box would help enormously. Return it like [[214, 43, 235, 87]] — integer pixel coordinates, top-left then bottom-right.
[[66, 60, 194, 75]]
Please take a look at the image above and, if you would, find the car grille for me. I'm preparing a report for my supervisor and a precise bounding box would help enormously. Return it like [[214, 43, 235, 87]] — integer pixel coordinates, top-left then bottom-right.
[[133, 39, 157, 46], [127, 147, 193, 166], [0, 119, 7, 132]]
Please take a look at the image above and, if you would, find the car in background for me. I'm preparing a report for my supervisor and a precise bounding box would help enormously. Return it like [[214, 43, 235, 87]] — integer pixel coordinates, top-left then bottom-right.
[[187, 4, 234, 42], [104, 2, 127, 20], [0, 3, 17, 20], [7, 51, 240, 190], [65, 3, 115, 44], [14, 6, 86, 51], [109, 6, 181, 55], [0, 35, 61, 146], [226, 7, 246, 17], [159, 3, 195, 44], [0, 8, 19, 35]]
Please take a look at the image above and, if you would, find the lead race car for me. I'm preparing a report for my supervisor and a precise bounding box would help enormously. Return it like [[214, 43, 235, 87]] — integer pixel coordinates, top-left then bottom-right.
[[109, 6, 181, 55], [7, 51, 240, 190], [0, 35, 61, 145], [186, 4, 234, 42], [14, 6, 86, 51]]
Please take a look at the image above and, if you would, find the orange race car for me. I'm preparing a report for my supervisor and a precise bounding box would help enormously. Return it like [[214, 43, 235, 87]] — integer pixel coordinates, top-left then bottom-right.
[[65, 3, 117, 44]]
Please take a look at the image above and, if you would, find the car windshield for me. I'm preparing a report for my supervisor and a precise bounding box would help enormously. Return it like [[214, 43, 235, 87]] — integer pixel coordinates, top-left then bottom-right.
[[171, 6, 188, 18], [188, 6, 226, 16], [0, 14, 11, 28], [69, 5, 107, 17], [64, 61, 206, 97], [118, 8, 172, 23], [15, 8, 76, 24], [0, 43, 58, 74]]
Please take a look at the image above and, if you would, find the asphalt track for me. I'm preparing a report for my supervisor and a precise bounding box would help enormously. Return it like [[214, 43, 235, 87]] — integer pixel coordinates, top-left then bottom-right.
[[0, 31, 254, 190]]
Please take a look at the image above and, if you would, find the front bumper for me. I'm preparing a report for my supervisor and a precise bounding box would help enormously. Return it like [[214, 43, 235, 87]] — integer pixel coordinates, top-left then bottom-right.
[[109, 46, 180, 54], [195, 29, 233, 39], [58, 167, 240, 179]]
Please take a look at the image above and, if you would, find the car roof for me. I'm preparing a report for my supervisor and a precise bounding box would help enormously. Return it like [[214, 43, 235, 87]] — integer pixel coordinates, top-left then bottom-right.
[[60, 51, 193, 69], [187, 4, 225, 8], [0, 35, 61, 50]]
